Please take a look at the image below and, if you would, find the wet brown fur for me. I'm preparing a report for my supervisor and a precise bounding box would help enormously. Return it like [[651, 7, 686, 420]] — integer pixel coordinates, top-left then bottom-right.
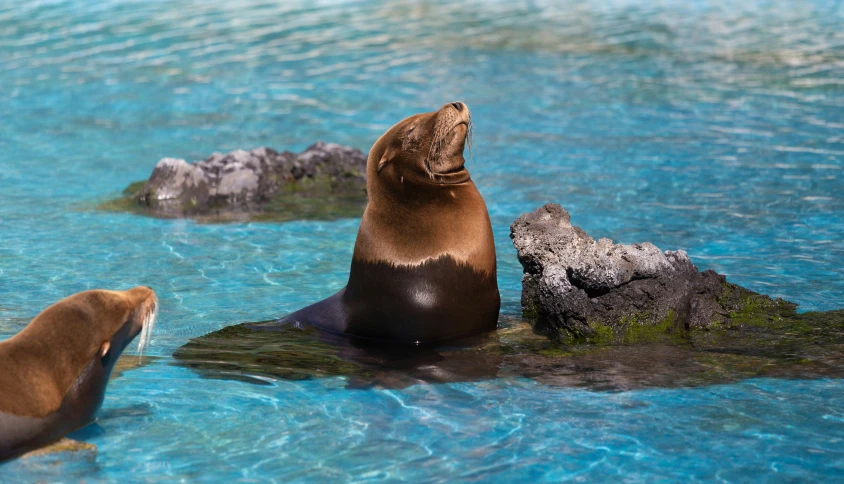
[[0, 287, 156, 418], [280, 102, 500, 342], [355, 102, 496, 274]]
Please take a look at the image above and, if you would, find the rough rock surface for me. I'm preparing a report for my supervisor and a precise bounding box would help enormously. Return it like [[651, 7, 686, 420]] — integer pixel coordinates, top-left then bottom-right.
[[133, 141, 367, 215], [510, 203, 792, 339]]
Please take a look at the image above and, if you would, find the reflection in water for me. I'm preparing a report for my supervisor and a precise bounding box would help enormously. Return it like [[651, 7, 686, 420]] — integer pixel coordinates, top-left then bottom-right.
[[174, 311, 844, 392]]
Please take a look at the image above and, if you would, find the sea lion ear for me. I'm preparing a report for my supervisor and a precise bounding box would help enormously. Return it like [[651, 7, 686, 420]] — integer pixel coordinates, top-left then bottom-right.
[[99, 341, 111, 358], [377, 149, 393, 174]]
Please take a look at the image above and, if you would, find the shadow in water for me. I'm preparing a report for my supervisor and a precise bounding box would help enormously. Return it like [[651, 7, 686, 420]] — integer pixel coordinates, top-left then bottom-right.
[[172, 311, 844, 391]]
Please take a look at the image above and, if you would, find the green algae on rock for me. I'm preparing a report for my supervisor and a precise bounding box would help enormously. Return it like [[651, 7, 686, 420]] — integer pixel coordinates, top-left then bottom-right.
[[172, 312, 844, 392], [172, 322, 374, 385], [99, 142, 368, 223]]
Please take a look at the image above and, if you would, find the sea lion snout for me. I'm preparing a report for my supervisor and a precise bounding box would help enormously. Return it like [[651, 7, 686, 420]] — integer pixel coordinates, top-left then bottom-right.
[[428, 102, 471, 177], [437, 101, 471, 128]]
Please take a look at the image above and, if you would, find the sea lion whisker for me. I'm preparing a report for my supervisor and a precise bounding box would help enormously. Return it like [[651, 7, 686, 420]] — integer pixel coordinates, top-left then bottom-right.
[[467, 116, 473, 166], [136, 299, 158, 359]]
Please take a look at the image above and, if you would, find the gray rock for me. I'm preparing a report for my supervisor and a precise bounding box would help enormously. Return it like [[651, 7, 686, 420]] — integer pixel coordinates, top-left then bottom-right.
[[134, 142, 367, 216], [510, 203, 791, 339]]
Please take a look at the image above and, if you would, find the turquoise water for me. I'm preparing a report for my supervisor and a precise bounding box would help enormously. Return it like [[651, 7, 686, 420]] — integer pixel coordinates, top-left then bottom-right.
[[1, 0, 843, 480]]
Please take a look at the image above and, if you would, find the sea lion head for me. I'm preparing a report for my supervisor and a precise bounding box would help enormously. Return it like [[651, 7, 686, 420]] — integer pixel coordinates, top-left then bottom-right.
[[28, 286, 159, 373], [367, 101, 472, 194], [42, 286, 158, 383], [0, 286, 159, 419], [84, 286, 159, 365]]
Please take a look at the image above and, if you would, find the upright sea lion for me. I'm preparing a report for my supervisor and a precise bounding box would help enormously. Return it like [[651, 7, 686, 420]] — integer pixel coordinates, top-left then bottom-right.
[[278, 102, 500, 343], [0, 287, 158, 461]]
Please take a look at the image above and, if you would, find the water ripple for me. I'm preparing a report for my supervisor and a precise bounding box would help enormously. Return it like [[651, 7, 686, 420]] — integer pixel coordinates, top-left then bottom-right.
[[1, 0, 843, 481]]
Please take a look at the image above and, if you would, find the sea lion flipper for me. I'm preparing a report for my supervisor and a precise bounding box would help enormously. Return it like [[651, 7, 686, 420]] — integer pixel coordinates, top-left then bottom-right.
[[277, 288, 348, 333]]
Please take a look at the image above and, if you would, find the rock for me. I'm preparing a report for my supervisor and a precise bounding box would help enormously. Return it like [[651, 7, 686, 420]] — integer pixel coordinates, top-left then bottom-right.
[[20, 438, 97, 459], [510, 203, 796, 340], [110, 354, 159, 380], [104, 142, 368, 222], [172, 312, 844, 391]]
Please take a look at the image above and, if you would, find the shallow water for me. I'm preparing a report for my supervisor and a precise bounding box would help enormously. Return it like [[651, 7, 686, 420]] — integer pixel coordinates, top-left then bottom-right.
[[1, 0, 843, 481]]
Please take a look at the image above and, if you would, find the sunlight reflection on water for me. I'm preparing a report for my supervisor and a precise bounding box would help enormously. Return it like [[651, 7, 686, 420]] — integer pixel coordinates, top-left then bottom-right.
[[1, 0, 842, 481]]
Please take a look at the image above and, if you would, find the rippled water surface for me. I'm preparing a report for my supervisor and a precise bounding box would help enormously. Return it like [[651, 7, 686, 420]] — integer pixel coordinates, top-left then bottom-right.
[[1, 0, 843, 481]]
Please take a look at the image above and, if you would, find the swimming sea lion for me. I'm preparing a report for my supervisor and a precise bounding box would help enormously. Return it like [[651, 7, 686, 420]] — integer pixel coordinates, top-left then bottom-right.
[[0, 287, 158, 461], [278, 102, 500, 343]]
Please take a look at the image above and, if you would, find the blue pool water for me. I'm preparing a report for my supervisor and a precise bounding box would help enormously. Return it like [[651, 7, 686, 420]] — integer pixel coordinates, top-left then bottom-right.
[[1, 0, 843, 480]]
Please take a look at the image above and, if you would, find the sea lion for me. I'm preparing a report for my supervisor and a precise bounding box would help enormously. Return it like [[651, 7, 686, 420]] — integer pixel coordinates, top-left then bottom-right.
[[278, 101, 500, 343], [0, 287, 158, 461]]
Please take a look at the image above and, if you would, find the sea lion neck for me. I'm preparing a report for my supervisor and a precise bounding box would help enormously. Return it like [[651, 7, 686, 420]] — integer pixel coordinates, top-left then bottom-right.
[[367, 173, 475, 210], [0, 312, 111, 417], [353, 178, 495, 272]]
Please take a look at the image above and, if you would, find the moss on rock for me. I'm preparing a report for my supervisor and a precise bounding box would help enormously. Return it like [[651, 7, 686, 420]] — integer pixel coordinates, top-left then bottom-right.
[[98, 172, 366, 223]]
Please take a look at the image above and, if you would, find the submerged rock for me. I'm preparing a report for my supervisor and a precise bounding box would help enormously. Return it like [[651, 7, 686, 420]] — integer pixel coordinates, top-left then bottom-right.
[[19, 438, 97, 460], [510, 203, 797, 340], [102, 142, 368, 222], [110, 354, 159, 380], [172, 312, 844, 391]]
